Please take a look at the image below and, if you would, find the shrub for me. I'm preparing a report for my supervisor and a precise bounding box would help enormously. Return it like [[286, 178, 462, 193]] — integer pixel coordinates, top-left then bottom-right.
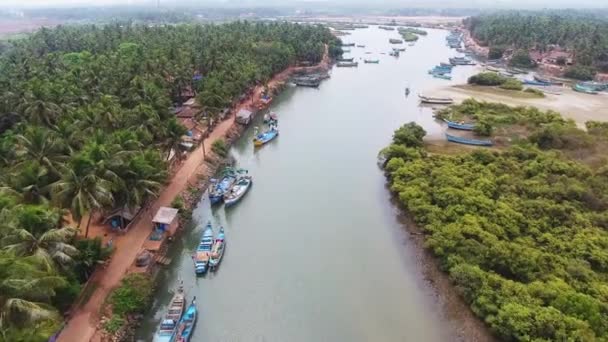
[[171, 196, 185, 211], [103, 316, 125, 334], [524, 88, 545, 97], [489, 46, 506, 60], [500, 78, 523, 91], [564, 65, 596, 81], [468, 72, 506, 86], [509, 50, 536, 68], [474, 120, 494, 136], [211, 138, 229, 158], [108, 273, 153, 316], [392, 122, 426, 147]]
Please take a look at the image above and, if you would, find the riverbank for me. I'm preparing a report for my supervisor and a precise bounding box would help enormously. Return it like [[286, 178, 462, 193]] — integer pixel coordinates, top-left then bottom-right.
[[435, 84, 608, 127], [57, 51, 330, 342]]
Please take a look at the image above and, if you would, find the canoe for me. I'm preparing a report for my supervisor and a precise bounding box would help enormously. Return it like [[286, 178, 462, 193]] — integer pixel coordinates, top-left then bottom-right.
[[337, 62, 358, 67], [418, 95, 454, 105], [173, 298, 197, 342], [444, 119, 475, 131], [253, 127, 279, 146], [523, 79, 550, 86], [341, 43, 355, 47], [208, 168, 237, 205], [389, 38, 403, 44], [446, 133, 493, 146], [364, 59, 380, 64], [209, 227, 226, 271], [194, 222, 214, 274], [573, 84, 598, 95], [224, 176, 252, 207], [152, 285, 185, 342], [356, 44, 365, 48], [433, 73, 452, 80], [337, 57, 354, 62]]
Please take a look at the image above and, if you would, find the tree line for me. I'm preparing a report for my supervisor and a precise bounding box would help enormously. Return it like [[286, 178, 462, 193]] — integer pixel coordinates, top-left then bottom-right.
[[465, 11, 608, 72], [381, 104, 608, 341], [0, 21, 339, 340]]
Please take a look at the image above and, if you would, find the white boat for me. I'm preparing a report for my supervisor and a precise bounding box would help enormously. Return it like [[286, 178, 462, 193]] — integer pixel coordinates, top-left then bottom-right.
[[209, 227, 226, 271], [224, 176, 253, 207], [418, 95, 454, 105]]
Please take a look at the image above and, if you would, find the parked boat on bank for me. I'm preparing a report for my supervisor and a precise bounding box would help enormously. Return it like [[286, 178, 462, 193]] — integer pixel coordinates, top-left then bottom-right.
[[573, 83, 598, 94], [389, 38, 403, 44], [337, 57, 354, 62], [433, 73, 452, 80], [209, 227, 226, 271], [364, 59, 380, 64], [173, 298, 197, 342], [194, 223, 214, 275], [341, 43, 355, 47], [446, 133, 493, 146], [337, 61, 358, 67], [253, 126, 279, 146], [224, 175, 252, 207], [153, 285, 185, 342], [444, 119, 475, 131], [208, 168, 238, 205], [418, 95, 454, 105]]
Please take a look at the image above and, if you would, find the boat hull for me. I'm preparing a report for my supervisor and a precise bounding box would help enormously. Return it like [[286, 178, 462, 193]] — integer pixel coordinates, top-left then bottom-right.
[[445, 119, 475, 131], [445, 133, 493, 146], [254, 130, 279, 146], [224, 179, 252, 207]]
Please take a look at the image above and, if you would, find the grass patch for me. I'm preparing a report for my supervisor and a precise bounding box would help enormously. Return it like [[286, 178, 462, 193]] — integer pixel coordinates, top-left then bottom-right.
[[454, 85, 545, 99]]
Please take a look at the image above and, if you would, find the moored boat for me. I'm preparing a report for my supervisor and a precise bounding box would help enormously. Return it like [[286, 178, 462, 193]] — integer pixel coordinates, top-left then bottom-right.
[[293, 78, 321, 87], [253, 126, 279, 146], [208, 168, 237, 205], [573, 83, 598, 95], [444, 119, 475, 131], [356, 44, 365, 48], [523, 79, 550, 86], [194, 223, 214, 274], [173, 298, 197, 342], [224, 176, 253, 207], [389, 38, 403, 44], [336, 61, 358, 67], [337, 57, 354, 62], [418, 95, 454, 105], [364, 59, 380, 64], [446, 133, 493, 146], [209, 227, 226, 271], [153, 285, 185, 342], [341, 43, 355, 47], [389, 50, 400, 57], [433, 73, 452, 80]]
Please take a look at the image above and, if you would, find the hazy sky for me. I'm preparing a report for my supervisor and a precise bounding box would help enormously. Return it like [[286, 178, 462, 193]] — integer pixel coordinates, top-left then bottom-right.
[[1, 0, 606, 9]]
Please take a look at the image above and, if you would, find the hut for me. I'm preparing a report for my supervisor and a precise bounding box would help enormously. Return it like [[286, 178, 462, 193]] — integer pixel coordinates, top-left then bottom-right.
[[236, 108, 254, 125], [103, 206, 142, 232], [146, 206, 179, 252]]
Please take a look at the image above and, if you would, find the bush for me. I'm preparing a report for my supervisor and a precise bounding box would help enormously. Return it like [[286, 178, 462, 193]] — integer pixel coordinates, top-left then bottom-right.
[[499, 78, 523, 91], [509, 50, 536, 68], [211, 138, 229, 158], [564, 65, 596, 81], [392, 122, 426, 147], [489, 46, 506, 60], [103, 316, 125, 334], [108, 273, 153, 316], [468, 72, 506, 86], [524, 88, 545, 97], [171, 196, 185, 211], [474, 120, 494, 136]]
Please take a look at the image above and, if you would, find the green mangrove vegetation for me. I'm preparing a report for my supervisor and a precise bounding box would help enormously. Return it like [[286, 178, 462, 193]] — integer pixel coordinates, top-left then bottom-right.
[[382, 102, 608, 341]]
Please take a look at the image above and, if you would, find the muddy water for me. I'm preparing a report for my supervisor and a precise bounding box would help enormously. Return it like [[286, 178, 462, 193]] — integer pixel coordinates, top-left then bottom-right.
[[138, 27, 481, 342]]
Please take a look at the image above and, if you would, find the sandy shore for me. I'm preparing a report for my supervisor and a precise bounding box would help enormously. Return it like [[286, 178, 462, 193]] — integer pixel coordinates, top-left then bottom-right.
[[435, 85, 608, 128]]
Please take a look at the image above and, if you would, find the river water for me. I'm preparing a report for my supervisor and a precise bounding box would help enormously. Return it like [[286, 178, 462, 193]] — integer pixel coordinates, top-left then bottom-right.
[[138, 26, 478, 342]]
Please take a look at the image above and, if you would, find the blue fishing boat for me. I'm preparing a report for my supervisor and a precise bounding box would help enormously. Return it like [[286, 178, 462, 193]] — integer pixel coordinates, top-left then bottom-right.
[[523, 79, 550, 86], [172, 298, 197, 342], [223, 175, 252, 207], [253, 126, 279, 147], [209, 227, 226, 271], [444, 119, 475, 131], [208, 168, 237, 205], [433, 73, 452, 80], [194, 223, 214, 274], [446, 133, 493, 146], [573, 84, 598, 94], [153, 284, 185, 342]]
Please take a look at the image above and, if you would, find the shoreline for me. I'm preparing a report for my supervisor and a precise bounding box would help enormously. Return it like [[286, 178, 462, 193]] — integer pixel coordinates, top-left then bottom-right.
[[57, 51, 330, 342]]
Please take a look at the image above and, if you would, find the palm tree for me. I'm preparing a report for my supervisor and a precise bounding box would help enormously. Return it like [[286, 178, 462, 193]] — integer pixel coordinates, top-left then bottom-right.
[[51, 166, 114, 238], [1, 226, 78, 271], [19, 93, 62, 127], [14, 127, 68, 178]]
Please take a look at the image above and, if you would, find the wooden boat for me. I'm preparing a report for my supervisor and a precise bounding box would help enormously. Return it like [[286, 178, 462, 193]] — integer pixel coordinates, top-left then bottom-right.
[[153, 285, 185, 342], [364, 59, 380, 64], [439, 62, 453, 67], [446, 133, 493, 146], [294, 78, 320, 87], [573, 84, 598, 95], [364, 51, 372, 54], [336, 62, 358, 67], [341, 49, 351, 53], [408, 43, 415, 46], [253, 126, 279, 146], [378, 26, 395, 31], [173, 298, 197, 342], [389, 38, 403, 44], [356, 44, 365, 48], [194, 223, 214, 274], [444, 119, 475, 131], [418, 95, 454, 105], [389, 50, 400, 57], [523, 79, 550, 86], [208, 168, 237, 205], [433, 73, 452, 80], [209, 227, 226, 271], [485, 66, 501, 72], [337, 57, 354, 62], [449, 57, 475, 66], [533, 75, 552, 84], [341, 43, 355, 47], [224, 176, 252, 207]]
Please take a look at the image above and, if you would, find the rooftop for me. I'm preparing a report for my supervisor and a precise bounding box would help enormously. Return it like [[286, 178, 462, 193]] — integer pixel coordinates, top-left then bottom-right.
[[152, 207, 179, 225]]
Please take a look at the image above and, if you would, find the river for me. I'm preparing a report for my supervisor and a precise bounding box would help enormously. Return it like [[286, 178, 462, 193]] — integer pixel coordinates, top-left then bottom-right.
[[138, 26, 479, 342]]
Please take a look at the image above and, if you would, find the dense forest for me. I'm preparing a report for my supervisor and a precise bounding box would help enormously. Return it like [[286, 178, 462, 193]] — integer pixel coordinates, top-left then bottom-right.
[[465, 11, 608, 71], [382, 104, 608, 341], [0, 21, 339, 340]]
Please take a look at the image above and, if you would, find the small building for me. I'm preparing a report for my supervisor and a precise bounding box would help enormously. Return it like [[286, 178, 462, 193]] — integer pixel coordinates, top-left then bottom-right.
[[236, 108, 254, 125], [103, 206, 142, 232], [146, 207, 180, 252]]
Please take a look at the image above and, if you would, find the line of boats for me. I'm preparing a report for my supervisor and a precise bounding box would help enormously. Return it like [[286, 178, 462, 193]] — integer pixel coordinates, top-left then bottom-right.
[[194, 222, 226, 274], [153, 285, 197, 342], [446, 31, 463, 49], [208, 167, 252, 206], [443, 119, 493, 146], [428, 63, 453, 80]]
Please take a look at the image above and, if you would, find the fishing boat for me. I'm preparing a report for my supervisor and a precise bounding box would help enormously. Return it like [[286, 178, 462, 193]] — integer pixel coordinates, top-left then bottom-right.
[[523, 79, 550, 86], [173, 298, 197, 342], [405, 87, 410, 96], [379, 26, 395, 31], [336, 61, 358, 67], [449, 57, 475, 65], [573, 83, 598, 95], [337, 57, 354, 62], [153, 285, 185, 342], [533, 75, 553, 84], [293, 78, 320, 87], [341, 43, 355, 47], [388, 50, 400, 57], [389, 38, 403, 44], [253, 126, 279, 146], [485, 66, 501, 73], [341, 49, 351, 53], [418, 95, 454, 105], [408, 43, 415, 46], [194, 223, 214, 274], [208, 168, 237, 205], [364, 59, 380, 64], [209, 227, 226, 271], [444, 119, 475, 131], [439, 62, 453, 67], [446, 133, 493, 146], [364, 51, 372, 54], [356, 44, 365, 48], [433, 73, 452, 80], [224, 175, 252, 207]]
